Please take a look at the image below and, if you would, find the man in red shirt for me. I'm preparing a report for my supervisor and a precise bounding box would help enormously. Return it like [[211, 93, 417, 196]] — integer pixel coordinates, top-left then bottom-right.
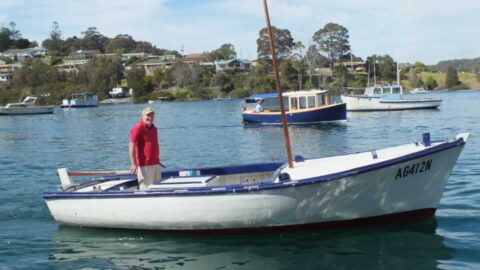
[[129, 107, 161, 190]]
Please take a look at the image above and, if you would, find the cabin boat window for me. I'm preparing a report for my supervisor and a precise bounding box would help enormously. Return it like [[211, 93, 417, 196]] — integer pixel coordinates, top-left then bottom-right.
[[308, 96, 316, 108], [392, 87, 401, 93], [290, 97, 298, 110], [318, 95, 325, 106], [373, 87, 382, 95], [299, 97, 307, 109]]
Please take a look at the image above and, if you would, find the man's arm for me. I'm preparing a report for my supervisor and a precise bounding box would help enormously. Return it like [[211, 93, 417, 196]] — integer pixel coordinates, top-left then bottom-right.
[[129, 141, 138, 174]]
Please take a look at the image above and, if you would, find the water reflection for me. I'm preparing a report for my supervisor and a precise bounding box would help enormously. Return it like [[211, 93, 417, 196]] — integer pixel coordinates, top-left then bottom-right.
[[48, 219, 453, 270]]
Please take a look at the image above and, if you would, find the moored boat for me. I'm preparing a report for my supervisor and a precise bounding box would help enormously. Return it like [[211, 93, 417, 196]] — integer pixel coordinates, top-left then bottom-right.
[[242, 89, 346, 124], [61, 93, 98, 108], [0, 96, 54, 115], [43, 132, 469, 232], [341, 84, 442, 111]]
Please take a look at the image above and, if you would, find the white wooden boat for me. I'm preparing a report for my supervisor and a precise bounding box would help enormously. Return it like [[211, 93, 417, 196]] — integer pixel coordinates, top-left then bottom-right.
[[0, 96, 54, 115], [61, 93, 98, 108], [341, 84, 442, 111], [43, 132, 469, 232]]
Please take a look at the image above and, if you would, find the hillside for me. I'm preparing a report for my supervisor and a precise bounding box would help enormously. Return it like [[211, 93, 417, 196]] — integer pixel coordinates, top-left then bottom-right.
[[411, 71, 480, 90], [430, 57, 480, 72]]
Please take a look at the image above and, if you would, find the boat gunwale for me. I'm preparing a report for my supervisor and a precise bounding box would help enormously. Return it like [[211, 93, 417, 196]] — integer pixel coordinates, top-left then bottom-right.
[[43, 137, 465, 199]]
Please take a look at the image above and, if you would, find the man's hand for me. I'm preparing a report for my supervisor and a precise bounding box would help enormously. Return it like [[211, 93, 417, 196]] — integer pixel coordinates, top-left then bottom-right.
[[130, 164, 138, 174]]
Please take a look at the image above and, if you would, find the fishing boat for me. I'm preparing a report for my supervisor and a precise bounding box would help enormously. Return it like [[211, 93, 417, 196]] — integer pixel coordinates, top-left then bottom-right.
[[43, 132, 469, 231], [341, 84, 442, 111], [0, 96, 54, 115], [242, 90, 346, 124], [43, 0, 468, 232], [61, 93, 98, 108]]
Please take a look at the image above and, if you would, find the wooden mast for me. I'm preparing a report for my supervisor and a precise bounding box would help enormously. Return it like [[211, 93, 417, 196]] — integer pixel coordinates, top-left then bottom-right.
[[262, 0, 294, 168]]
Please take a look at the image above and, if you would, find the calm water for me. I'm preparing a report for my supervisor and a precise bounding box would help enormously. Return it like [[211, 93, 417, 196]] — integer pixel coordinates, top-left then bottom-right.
[[0, 90, 479, 269]]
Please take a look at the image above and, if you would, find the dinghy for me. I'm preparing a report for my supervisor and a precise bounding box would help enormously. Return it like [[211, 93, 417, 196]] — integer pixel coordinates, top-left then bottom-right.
[[43, 132, 469, 231]]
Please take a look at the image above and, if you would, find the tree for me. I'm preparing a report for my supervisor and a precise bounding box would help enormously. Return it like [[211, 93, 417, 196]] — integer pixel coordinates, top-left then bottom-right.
[[424, 76, 438, 90], [211, 72, 233, 93], [80, 27, 108, 52], [377, 54, 397, 81], [312, 23, 350, 69], [11, 59, 63, 89], [78, 56, 124, 98], [279, 59, 298, 90], [408, 68, 423, 88], [257, 26, 294, 60], [290, 41, 306, 90], [42, 22, 65, 56], [105, 34, 136, 54], [127, 66, 148, 99], [445, 64, 460, 89], [413, 61, 428, 73], [210, 43, 237, 60]]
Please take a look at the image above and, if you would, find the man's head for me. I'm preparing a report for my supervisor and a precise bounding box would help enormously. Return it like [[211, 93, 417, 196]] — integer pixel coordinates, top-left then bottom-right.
[[141, 107, 155, 126]]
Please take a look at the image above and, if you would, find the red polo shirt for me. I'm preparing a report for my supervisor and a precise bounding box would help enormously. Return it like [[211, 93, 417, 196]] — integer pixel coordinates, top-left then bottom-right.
[[130, 121, 160, 166]]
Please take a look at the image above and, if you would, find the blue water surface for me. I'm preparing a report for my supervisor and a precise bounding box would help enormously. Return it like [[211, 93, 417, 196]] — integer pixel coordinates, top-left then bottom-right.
[[0, 90, 479, 269]]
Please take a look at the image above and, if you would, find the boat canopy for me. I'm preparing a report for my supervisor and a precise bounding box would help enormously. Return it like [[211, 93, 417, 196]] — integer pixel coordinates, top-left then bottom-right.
[[245, 93, 279, 103]]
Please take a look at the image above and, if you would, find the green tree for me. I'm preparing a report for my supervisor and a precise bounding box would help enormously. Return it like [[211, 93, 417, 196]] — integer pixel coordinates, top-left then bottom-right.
[[11, 59, 63, 90], [42, 22, 65, 56], [312, 23, 350, 69], [445, 64, 460, 89], [413, 61, 428, 73], [290, 41, 306, 90], [127, 66, 148, 99], [78, 56, 124, 98], [210, 43, 237, 60], [279, 59, 299, 90], [105, 34, 136, 54], [377, 54, 397, 81], [80, 27, 108, 52], [408, 68, 423, 88], [211, 72, 233, 93], [424, 76, 438, 90], [257, 26, 294, 60], [333, 64, 348, 92]]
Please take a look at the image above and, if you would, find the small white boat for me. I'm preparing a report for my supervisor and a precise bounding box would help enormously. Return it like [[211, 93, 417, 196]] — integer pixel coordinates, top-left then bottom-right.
[[43, 132, 469, 232], [0, 96, 54, 115], [341, 84, 442, 111], [61, 93, 98, 108], [411, 87, 431, 94]]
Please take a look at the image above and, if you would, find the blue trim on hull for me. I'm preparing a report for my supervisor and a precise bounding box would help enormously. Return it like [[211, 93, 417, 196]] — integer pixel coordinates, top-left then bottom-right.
[[242, 103, 347, 124], [43, 137, 465, 200]]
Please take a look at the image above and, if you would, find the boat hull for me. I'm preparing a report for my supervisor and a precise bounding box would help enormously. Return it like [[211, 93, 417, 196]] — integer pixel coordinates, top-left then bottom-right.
[[0, 106, 54, 115], [341, 95, 442, 111], [44, 136, 466, 231], [242, 103, 347, 124]]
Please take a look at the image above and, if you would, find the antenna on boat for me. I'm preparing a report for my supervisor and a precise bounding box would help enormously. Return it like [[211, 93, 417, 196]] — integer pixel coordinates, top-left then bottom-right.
[[262, 0, 294, 168], [373, 55, 377, 86]]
